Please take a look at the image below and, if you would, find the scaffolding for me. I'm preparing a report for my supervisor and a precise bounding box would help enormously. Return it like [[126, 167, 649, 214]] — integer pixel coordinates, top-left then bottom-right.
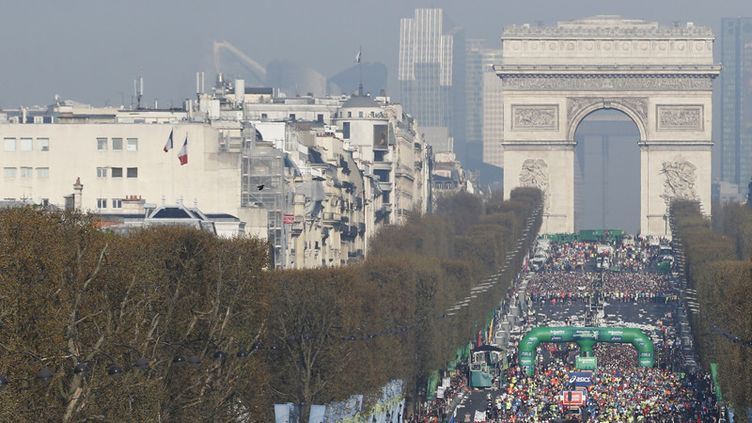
[[241, 122, 288, 267]]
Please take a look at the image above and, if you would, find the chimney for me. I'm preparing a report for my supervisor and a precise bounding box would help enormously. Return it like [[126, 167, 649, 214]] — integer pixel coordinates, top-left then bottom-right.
[[73, 177, 83, 211]]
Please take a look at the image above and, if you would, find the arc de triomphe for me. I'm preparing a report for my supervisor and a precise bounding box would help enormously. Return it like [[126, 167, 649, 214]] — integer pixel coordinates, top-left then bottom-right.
[[496, 16, 720, 236]]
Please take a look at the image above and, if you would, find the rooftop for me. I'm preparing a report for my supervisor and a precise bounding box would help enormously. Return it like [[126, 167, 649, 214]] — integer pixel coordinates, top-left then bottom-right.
[[342, 95, 379, 109]]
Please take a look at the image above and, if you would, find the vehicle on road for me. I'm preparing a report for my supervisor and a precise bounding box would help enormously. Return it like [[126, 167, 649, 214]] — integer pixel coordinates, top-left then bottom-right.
[[469, 345, 502, 389]]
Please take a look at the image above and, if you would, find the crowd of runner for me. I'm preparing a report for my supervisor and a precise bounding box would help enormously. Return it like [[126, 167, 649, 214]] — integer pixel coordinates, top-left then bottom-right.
[[493, 343, 718, 422], [482, 236, 719, 422], [601, 272, 678, 303], [534, 236, 670, 274], [538, 242, 598, 272], [527, 272, 594, 303], [527, 271, 678, 305], [403, 236, 722, 422]]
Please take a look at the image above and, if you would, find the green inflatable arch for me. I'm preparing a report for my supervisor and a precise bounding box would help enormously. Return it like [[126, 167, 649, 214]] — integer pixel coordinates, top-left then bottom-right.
[[518, 326, 654, 376]]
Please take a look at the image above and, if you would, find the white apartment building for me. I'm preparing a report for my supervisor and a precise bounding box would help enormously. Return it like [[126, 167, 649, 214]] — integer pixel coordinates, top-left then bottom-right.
[[0, 121, 243, 216], [333, 95, 431, 224]]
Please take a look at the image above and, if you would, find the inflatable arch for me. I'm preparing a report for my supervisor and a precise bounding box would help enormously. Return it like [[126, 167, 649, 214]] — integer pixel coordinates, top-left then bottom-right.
[[518, 326, 654, 376]]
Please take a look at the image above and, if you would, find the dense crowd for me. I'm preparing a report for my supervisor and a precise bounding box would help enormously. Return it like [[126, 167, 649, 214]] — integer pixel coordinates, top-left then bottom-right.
[[482, 237, 717, 422], [601, 272, 678, 303], [528, 272, 594, 303], [534, 236, 672, 274], [527, 271, 677, 305], [539, 242, 598, 272], [493, 344, 718, 422]]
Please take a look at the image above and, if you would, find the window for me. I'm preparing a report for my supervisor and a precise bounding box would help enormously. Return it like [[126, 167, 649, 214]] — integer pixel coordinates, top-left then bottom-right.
[[342, 122, 351, 139], [261, 113, 268, 120], [111, 167, 123, 178], [317, 114, 324, 123], [4, 138, 16, 152], [19, 138, 33, 151], [126, 138, 138, 151], [96, 167, 107, 178], [3, 167, 16, 178], [112, 138, 123, 150], [20, 167, 32, 178], [96, 198, 107, 209], [36, 167, 49, 178], [347, 111, 352, 118], [359, 111, 364, 118], [37, 138, 49, 151], [112, 198, 123, 209], [374, 169, 390, 182], [289, 113, 296, 121], [127, 167, 138, 178], [97, 137, 107, 151]]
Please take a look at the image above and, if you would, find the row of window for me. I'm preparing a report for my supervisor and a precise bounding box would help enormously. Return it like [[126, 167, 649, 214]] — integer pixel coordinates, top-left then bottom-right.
[[3, 167, 49, 178], [337, 111, 382, 118], [96, 198, 124, 209], [97, 167, 138, 178], [3, 137, 49, 152], [97, 137, 139, 152]]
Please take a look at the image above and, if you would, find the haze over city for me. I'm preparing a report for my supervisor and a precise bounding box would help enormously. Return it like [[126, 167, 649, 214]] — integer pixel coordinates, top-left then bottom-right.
[[1, 0, 749, 106]]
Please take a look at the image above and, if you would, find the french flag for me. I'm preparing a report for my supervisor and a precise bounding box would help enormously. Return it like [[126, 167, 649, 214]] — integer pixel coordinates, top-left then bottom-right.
[[163, 129, 174, 152], [178, 136, 188, 165]]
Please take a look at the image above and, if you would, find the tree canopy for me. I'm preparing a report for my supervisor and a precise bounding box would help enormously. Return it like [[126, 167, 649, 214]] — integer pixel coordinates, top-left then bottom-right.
[[0, 188, 543, 421]]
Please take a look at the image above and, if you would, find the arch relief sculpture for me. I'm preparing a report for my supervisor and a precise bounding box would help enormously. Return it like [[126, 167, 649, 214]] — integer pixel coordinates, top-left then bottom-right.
[[519, 159, 550, 211], [660, 157, 698, 206]]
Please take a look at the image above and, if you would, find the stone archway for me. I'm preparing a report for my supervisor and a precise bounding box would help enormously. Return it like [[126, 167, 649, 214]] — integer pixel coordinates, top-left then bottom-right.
[[496, 16, 720, 236]]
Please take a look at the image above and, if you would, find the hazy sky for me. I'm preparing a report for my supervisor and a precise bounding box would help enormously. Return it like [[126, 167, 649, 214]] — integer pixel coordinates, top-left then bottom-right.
[[1, 0, 750, 107]]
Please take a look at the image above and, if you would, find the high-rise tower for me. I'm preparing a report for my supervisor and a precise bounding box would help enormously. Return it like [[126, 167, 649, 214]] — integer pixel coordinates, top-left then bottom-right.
[[398, 8, 465, 155], [719, 17, 752, 197]]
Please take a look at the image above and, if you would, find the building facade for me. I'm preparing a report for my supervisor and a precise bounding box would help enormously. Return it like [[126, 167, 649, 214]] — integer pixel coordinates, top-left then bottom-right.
[[497, 16, 719, 235], [719, 17, 752, 197], [1, 80, 432, 269]]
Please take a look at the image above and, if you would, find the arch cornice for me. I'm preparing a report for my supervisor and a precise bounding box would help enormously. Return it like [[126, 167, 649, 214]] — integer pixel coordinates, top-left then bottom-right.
[[566, 96, 648, 142]]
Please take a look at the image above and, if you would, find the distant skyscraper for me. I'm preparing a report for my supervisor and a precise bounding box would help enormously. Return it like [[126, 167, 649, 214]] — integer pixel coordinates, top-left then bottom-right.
[[720, 17, 752, 196], [482, 70, 504, 168], [464, 40, 503, 167], [398, 8, 465, 154]]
